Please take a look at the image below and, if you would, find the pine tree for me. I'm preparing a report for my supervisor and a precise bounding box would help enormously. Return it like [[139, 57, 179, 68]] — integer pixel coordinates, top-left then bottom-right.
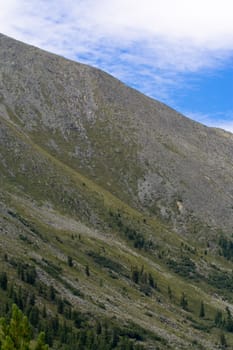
[[42, 305, 47, 318], [67, 256, 73, 267], [48, 285, 56, 301], [225, 307, 233, 332], [57, 298, 64, 314], [96, 321, 102, 335], [85, 265, 90, 277], [111, 328, 119, 348], [199, 301, 205, 318], [8, 303, 31, 348], [148, 273, 156, 288], [1, 335, 15, 350], [29, 306, 39, 326], [29, 293, 35, 306], [131, 266, 139, 284], [168, 286, 172, 300], [34, 332, 49, 350], [0, 304, 48, 350], [0, 272, 8, 290], [215, 310, 223, 327], [220, 332, 228, 349], [180, 292, 188, 310]]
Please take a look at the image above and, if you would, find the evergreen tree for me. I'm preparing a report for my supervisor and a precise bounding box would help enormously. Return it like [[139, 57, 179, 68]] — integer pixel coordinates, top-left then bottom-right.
[[199, 301, 205, 318], [0, 272, 8, 290], [215, 310, 223, 327], [29, 293, 35, 307], [0, 304, 48, 350], [42, 306, 47, 318], [220, 332, 228, 349], [225, 307, 233, 332], [96, 321, 102, 335], [57, 298, 64, 314], [110, 328, 119, 348], [180, 292, 188, 310], [48, 285, 56, 301], [29, 306, 39, 327], [168, 286, 173, 300], [1, 335, 15, 350], [85, 265, 90, 277], [148, 273, 155, 288], [131, 267, 139, 284], [34, 332, 49, 350], [67, 256, 73, 267]]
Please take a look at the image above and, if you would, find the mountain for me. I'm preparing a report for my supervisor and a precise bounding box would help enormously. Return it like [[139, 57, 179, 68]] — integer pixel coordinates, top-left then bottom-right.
[[1, 33, 233, 349]]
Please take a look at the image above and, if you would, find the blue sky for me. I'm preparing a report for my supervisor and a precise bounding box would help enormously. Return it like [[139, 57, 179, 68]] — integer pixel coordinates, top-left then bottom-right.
[[1, 0, 233, 132]]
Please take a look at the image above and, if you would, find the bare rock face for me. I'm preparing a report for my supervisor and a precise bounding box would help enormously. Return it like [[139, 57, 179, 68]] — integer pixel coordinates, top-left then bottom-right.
[[1, 32, 233, 234]]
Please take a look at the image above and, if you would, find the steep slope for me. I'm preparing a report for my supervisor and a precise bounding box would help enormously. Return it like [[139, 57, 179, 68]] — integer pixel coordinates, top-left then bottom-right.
[[1, 33, 233, 349], [1, 33, 233, 235]]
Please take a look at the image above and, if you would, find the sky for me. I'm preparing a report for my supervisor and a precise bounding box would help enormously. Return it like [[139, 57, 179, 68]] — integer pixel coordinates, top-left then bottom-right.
[[0, 0, 233, 132]]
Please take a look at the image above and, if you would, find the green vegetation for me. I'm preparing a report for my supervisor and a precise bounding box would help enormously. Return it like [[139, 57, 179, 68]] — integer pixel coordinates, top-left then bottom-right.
[[1, 173, 233, 349], [199, 301, 205, 318], [87, 251, 123, 274], [219, 236, 233, 260], [0, 304, 48, 350], [1, 33, 233, 349], [208, 269, 233, 294], [166, 255, 197, 279], [108, 210, 154, 251], [0, 270, 146, 350], [131, 265, 157, 295]]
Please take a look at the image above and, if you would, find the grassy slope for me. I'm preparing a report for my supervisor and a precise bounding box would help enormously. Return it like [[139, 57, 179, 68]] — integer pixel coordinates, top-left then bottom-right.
[[1, 114, 233, 349]]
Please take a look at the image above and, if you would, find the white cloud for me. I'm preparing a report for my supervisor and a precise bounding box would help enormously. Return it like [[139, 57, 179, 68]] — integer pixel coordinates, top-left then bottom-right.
[[1, 0, 233, 71], [215, 122, 233, 133], [185, 111, 233, 133], [0, 1, 232, 125]]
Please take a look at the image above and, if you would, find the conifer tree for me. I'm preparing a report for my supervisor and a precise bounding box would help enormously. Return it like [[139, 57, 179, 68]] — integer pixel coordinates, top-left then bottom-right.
[[215, 310, 223, 327], [85, 264, 90, 276], [220, 332, 228, 349], [131, 266, 139, 284], [180, 292, 188, 310], [148, 273, 155, 288], [34, 333, 49, 350], [0, 304, 48, 350], [225, 307, 233, 332], [168, 286, 172, 300], [199, 301, 205, 318], [0, 272, 8, 290], [67, 256, 73, 267]]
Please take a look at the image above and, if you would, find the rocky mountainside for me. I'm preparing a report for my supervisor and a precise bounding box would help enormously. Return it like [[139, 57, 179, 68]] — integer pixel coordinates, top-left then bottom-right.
[[1, 33, 233, 234], [1, 33, 233, 349]]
